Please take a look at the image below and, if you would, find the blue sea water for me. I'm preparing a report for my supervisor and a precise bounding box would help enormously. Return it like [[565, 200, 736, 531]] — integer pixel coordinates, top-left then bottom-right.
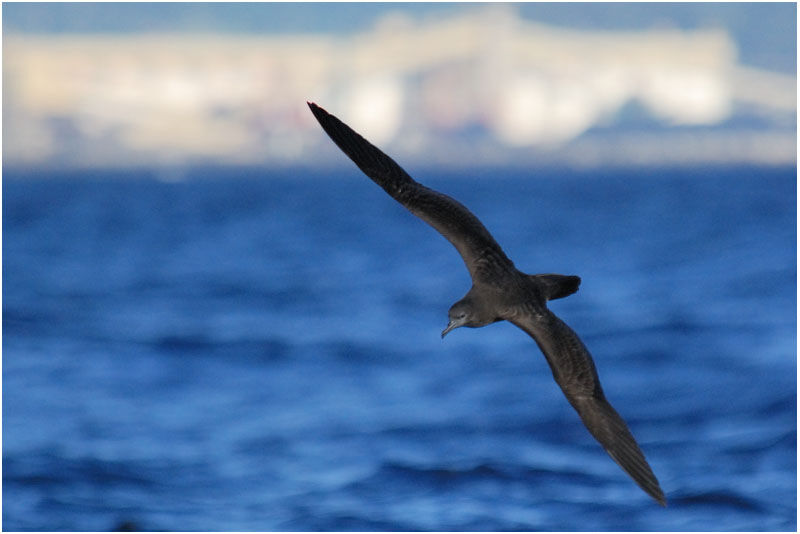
[[2, 165, 796, 531]]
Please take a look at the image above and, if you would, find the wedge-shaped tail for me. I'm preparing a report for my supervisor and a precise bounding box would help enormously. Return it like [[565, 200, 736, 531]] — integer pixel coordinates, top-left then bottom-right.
[[530, 274, 581, 301]]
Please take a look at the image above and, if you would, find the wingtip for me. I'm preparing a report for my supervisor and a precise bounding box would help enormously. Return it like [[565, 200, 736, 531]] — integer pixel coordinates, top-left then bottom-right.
[[307, 101, 330, 123]]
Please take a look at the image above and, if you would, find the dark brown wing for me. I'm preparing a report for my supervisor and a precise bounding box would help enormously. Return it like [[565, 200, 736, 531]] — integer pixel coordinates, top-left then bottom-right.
[[308, 102, 513, 282], [508, 307, 667, 505]]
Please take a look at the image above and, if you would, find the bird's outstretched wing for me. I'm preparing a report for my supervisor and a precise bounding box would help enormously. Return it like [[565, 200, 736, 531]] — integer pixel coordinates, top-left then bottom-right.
[[508, 307, 667, 505], [308, 102, 513, 282]]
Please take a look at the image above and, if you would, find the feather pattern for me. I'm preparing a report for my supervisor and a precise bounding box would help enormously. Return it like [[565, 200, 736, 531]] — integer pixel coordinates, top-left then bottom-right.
[[508, 309, 666, 505], [308, 102, 514, 283], [308, 101, 666, 505]]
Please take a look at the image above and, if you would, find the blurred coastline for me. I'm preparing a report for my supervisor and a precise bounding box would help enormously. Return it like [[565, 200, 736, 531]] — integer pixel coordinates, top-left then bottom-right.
[[3, 4, 796, 171]]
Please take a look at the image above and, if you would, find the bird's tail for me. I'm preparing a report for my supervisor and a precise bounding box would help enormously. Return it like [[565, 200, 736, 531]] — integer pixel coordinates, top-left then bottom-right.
[[529, 274, 581, 301]]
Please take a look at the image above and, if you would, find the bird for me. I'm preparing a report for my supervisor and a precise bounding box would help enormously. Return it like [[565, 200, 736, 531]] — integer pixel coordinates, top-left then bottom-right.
[[307, 101, 666, 506]]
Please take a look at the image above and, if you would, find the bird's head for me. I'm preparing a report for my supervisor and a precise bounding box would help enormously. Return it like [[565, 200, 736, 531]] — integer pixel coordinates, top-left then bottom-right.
[[441, 294, 493, 338]]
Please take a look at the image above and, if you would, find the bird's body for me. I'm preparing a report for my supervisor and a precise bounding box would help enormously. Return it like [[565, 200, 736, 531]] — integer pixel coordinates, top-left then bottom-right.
[[308, 102, 666, 506]]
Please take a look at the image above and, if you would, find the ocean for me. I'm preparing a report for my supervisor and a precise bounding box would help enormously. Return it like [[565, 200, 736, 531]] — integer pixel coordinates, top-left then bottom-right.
[[3, 165, 796, 531]]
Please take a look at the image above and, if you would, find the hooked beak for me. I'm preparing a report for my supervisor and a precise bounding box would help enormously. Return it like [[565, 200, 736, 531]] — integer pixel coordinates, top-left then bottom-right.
[[441, 317, 467, 339]]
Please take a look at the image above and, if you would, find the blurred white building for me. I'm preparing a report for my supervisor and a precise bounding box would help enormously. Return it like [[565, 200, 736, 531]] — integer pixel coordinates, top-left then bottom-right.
[[3, 6, 795, 169]]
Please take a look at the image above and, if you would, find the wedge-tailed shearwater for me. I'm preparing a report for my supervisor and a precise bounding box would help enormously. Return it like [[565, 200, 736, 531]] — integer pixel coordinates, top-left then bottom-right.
[[308, 102, 666, 506]]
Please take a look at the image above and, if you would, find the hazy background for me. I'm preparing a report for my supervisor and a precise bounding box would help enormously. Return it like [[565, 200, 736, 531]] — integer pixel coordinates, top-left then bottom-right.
[[3, 2, 796, 171], [3, 3, 797, 532]]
